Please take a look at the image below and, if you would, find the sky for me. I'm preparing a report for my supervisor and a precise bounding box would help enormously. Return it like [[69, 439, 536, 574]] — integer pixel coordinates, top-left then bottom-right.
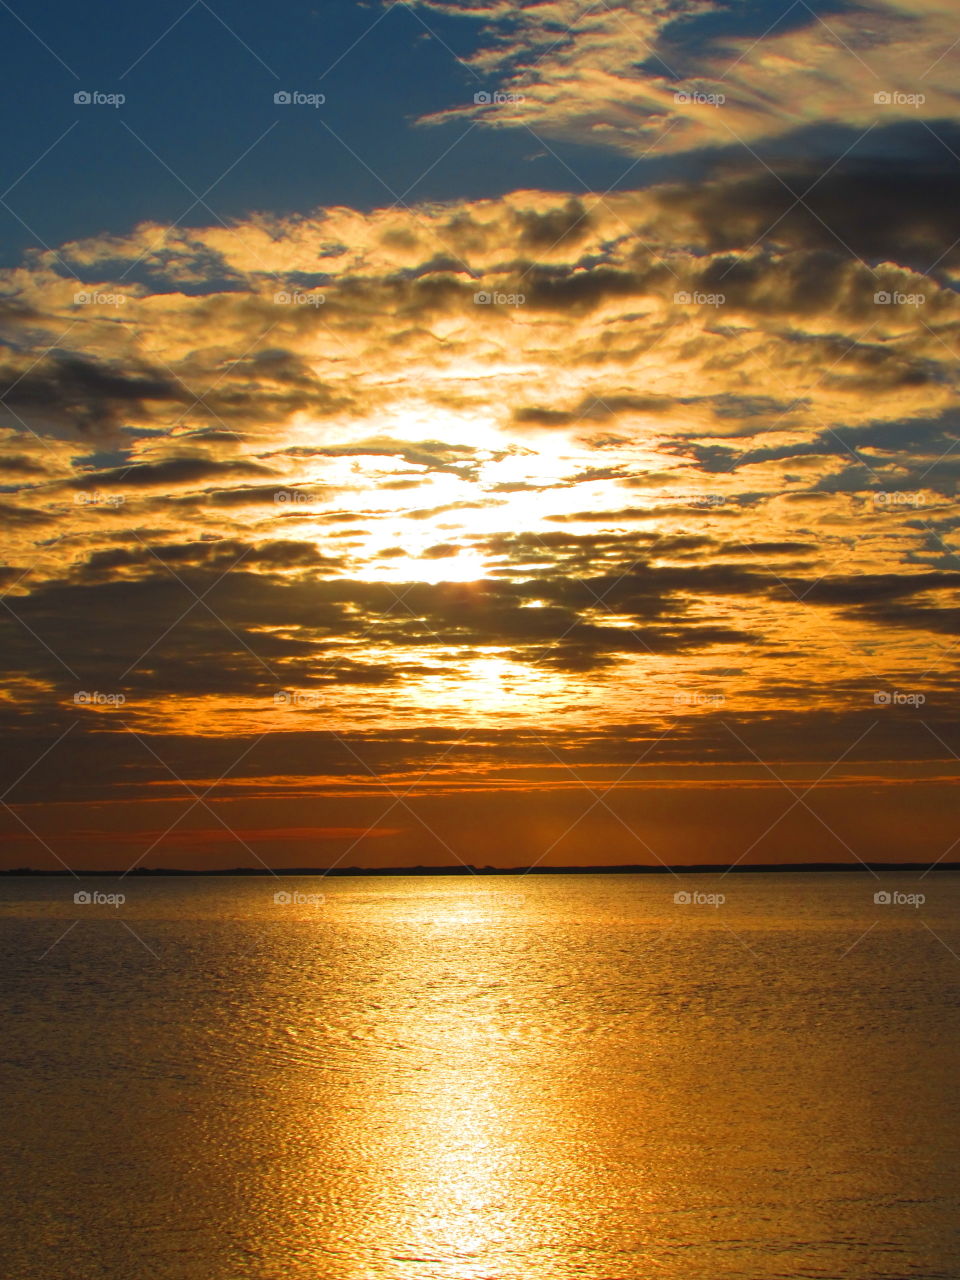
[[0, 0, 958, 870]]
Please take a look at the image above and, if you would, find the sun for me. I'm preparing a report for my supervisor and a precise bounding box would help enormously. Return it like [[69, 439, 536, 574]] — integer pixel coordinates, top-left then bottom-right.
[[398, 549, 489, 584]]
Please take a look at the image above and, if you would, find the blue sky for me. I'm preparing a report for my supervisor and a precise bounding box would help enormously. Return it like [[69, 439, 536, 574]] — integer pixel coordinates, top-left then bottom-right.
[[0, 0, 636, 259]]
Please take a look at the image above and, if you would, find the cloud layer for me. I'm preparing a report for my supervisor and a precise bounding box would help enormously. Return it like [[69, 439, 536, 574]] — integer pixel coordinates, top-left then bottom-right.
[[0, 149, 958, 864]]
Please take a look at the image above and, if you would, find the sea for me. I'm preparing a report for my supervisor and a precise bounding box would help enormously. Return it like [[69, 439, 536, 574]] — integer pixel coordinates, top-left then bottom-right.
[[1, 872, 958, 1279]]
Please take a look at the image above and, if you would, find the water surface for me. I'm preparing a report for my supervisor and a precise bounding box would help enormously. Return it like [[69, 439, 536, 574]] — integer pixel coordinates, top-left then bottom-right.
[[1, 873, 958, 1279]]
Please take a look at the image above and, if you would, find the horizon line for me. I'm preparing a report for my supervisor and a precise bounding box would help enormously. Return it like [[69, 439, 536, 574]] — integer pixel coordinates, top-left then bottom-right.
[[2, 862, 957, 877]]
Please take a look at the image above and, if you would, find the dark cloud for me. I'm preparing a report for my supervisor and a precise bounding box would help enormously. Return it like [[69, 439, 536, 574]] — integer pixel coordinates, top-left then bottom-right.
[[656, 155, 960, 273], [0, 499, 53, 526], [522, 265, 661, 313], [0, 351, 181, 434], [68, 456, 274, 491], [513, 198, 592, 250], [78, 537, 342, 577], [682, 410, 959, 488], [858, 601, 960, 636], [181, 483, 325, 508], [0, 453, 48, 476], [513, 393, 676, 428], [776, 571, 960, 605], [720, 541, 816, 556]]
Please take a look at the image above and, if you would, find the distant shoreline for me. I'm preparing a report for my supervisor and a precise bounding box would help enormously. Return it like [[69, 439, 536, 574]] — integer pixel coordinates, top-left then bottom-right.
[[1, 863, 956, 877]]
